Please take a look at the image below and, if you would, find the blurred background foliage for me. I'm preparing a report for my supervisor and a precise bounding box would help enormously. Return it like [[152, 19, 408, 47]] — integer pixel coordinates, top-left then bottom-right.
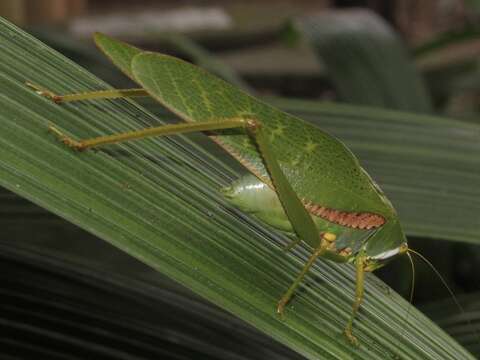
[[1, 0, 480, 358]]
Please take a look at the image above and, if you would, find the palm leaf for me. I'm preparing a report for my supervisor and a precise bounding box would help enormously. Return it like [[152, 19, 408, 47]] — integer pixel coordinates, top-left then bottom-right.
[[0, 240, 302, 359], [422, 292, 480, 357], [289, 9, 433, 112]]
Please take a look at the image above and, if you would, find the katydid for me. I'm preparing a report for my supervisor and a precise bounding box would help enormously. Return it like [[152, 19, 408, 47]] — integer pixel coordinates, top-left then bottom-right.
[[27, 32, 410, 345]]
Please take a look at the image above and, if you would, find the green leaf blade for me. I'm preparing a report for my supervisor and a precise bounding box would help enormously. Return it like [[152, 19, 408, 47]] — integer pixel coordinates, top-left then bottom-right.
[[291, 9, 433, 112]]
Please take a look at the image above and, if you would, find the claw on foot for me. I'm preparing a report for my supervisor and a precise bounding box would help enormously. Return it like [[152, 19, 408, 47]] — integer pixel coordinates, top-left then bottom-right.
[[276, 300, 286, 319], [26, 82, 62, 103], [48, 125, 85, 151], [344, 328, 359, 347]]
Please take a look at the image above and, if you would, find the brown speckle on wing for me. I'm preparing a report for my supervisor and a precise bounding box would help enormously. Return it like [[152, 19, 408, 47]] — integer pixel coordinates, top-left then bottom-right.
[[304, 201, 385, 229]]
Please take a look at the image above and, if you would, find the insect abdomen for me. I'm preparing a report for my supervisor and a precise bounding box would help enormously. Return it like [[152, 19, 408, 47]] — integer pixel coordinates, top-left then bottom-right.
[[223, 174, 385, 233]]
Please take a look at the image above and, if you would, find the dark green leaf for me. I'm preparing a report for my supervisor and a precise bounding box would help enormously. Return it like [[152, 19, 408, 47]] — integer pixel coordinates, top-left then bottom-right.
[[290, 9, 433, 112]]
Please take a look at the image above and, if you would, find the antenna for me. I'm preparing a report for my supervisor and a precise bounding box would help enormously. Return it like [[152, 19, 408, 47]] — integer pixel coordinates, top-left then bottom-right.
[[401, 251, 415, 339], [407, 248, 463, 313], [407, 248, 479, 342], [406, 251, 416, 305]]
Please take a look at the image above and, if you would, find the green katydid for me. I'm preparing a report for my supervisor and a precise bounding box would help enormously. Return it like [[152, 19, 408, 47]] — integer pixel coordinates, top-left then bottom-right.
[[27, 32, 410, 345]]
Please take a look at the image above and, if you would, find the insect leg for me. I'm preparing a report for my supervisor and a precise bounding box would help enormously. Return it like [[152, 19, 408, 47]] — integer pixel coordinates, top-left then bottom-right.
[[277, 233, 335, 316], [26, 82, 148, 104], [246, 121, 319, 250], [49, 118, 249, 151], [246, 122, 344, 316], [344, 252, 366, 346], [282, 237, 302, 252]]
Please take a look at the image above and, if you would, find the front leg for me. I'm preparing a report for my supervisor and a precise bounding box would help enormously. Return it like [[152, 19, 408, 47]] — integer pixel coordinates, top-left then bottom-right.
[[246, 121, 320, 249], [277, 232, 337, 316], [344, 251, 366, 346]]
